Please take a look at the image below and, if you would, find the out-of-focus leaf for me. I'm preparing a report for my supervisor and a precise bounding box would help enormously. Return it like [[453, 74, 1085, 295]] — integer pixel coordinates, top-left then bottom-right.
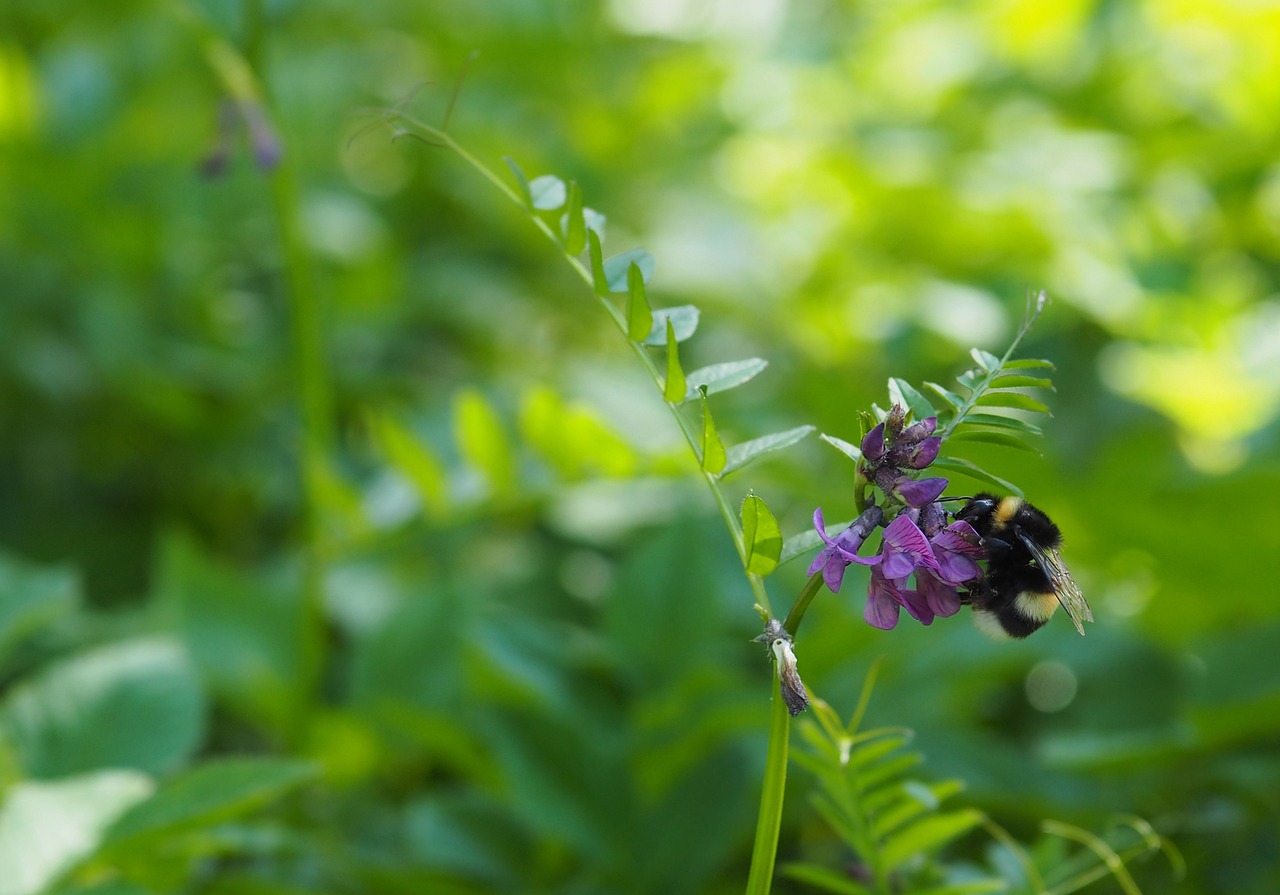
[[820, 432, 862, 462], [879, 809, 984, 871], [583, 207, 606, 239], [519, 386, 637, 479], [103, 758, 315, 851], [367, 411, 448, 516], [528, 174, 566, 210], [0, 555, 80, 667], [957, 413, 1043, 436], [778, 862, 875, 894], [721, 425, 815, 478], [588, 229, 608, 296], [561, 181, 586, 255], [946, 430, 1042, 454], [699, 395, 726, 474], [0, 771, 153, 895], [454, 388, 517, 495], [970, 348, 1001, 372], [990, 374, 1054, 390], [888, 378, 936, 419], [910, 881, 1007, 895], [663, 320, 686, 403], [643, 306, 699, 345], [923, 381, 965, 410], [975, 392, 1051, 414], [502, 156, 532, 207], [1001, 357, 1056, 371], [0, 638, 203, 779], [684, 358, 767, 399], [626, 262, 653, 341], [931, 457, 1023, 496], [741, 494, 782, 577], [153, 534, 304, 738], [604, 249, 655, 292]]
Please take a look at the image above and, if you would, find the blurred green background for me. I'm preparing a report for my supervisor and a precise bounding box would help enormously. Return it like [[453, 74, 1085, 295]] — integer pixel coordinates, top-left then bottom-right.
[[3, 0, 1279, 893]]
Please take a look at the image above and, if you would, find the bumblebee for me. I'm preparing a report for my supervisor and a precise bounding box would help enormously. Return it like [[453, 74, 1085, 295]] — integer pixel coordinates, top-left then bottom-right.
[[955, 493, 1092, 639]]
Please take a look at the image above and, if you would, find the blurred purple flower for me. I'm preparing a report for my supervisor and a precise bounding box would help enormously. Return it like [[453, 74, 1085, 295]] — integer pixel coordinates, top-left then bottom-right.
[[808, 506, 883, 592]]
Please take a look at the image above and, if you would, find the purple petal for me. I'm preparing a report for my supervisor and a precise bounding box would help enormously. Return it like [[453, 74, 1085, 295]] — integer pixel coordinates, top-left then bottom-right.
[[864, 578, 901, 630], [812, 507, 835, 548], [806, 549, 827, 578], [882, 515, 941, 571], [861, 422, 886, 461], [899, 588, 935, 625], [932, 521, 984, 553], [899, 416, 938, 443], [821, 555, 847, 593], [897, 477, 948, 508], [935, 551, 981, 585], [916, 570, 962, 617]]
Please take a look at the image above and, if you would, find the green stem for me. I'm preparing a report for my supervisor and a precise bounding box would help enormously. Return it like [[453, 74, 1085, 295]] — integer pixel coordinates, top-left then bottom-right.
[[382, 111, 771, 614], [172, 0, 332, 745], [744, 685, 791, 895], [781, 573, 823, 636]]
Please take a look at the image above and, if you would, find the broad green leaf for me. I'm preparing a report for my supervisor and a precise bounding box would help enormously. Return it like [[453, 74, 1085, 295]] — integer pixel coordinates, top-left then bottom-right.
[[970, 348, 1001, 372], [741, 494, 782, 577], [957, 412, 1043, 436], [947, 430, 1042, 454], [368, 411, 448, 516], [0, 555, 80, 668], [922, 381, 964, 409], [684, 358, 768, 399], [662, 320, 686, 403], [502, 156, 532, 208], [721, 425, 815, 478], [626, 262, 653, 341], [930, 457, 1023, 496], [1002, 357, 1056, 371], [588, 229, 608, 296], [990, 374, 1054, 390], [528, 174, 566, 210], [562, 181, 586, 255], [819, 433, 862, 462], [0, 638, 204, 779], [0, 771, 154, 895], [956, 370, 982, 390], [975, 392, 1052, 414], [103, 758, 315, 850], [454, 389, 517, 495], [699, 395, 726, 474], [888, 378, 936, 419], [778, 863, 875, 895], [604, 249, 655, 293], [880, 808, 985, 871], [643, 305, 700, 345], [780, 528, 827, 567]]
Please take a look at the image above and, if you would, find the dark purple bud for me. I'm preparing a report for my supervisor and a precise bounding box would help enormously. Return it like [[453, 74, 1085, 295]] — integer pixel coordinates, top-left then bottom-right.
[[861, 422, 886, 462], [907, 436, 942, 469], [918, 501, 947, 537], [896, 476, 948, 508], [898, 416, 938, 444]]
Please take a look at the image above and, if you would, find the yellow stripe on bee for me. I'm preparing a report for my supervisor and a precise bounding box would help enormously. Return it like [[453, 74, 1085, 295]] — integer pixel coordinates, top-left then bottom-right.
[[1015, 590, 1059, 623], [993, 496, 1023, 528]]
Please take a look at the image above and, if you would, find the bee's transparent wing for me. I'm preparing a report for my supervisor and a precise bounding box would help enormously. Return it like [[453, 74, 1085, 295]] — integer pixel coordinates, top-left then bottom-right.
[[1016, 531, 1092, 635]]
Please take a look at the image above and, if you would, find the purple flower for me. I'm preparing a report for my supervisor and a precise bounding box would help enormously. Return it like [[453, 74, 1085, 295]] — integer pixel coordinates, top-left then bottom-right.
[[890, 435, 941, 469], [929, 520, 985, 585], [898, 416, 937, 444], [878, 514, 941, 579], [807, 506, 883, 593]]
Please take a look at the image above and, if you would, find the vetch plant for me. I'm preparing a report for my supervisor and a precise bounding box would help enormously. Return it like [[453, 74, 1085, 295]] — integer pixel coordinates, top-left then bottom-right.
[[363, 83, 1179, 895]]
